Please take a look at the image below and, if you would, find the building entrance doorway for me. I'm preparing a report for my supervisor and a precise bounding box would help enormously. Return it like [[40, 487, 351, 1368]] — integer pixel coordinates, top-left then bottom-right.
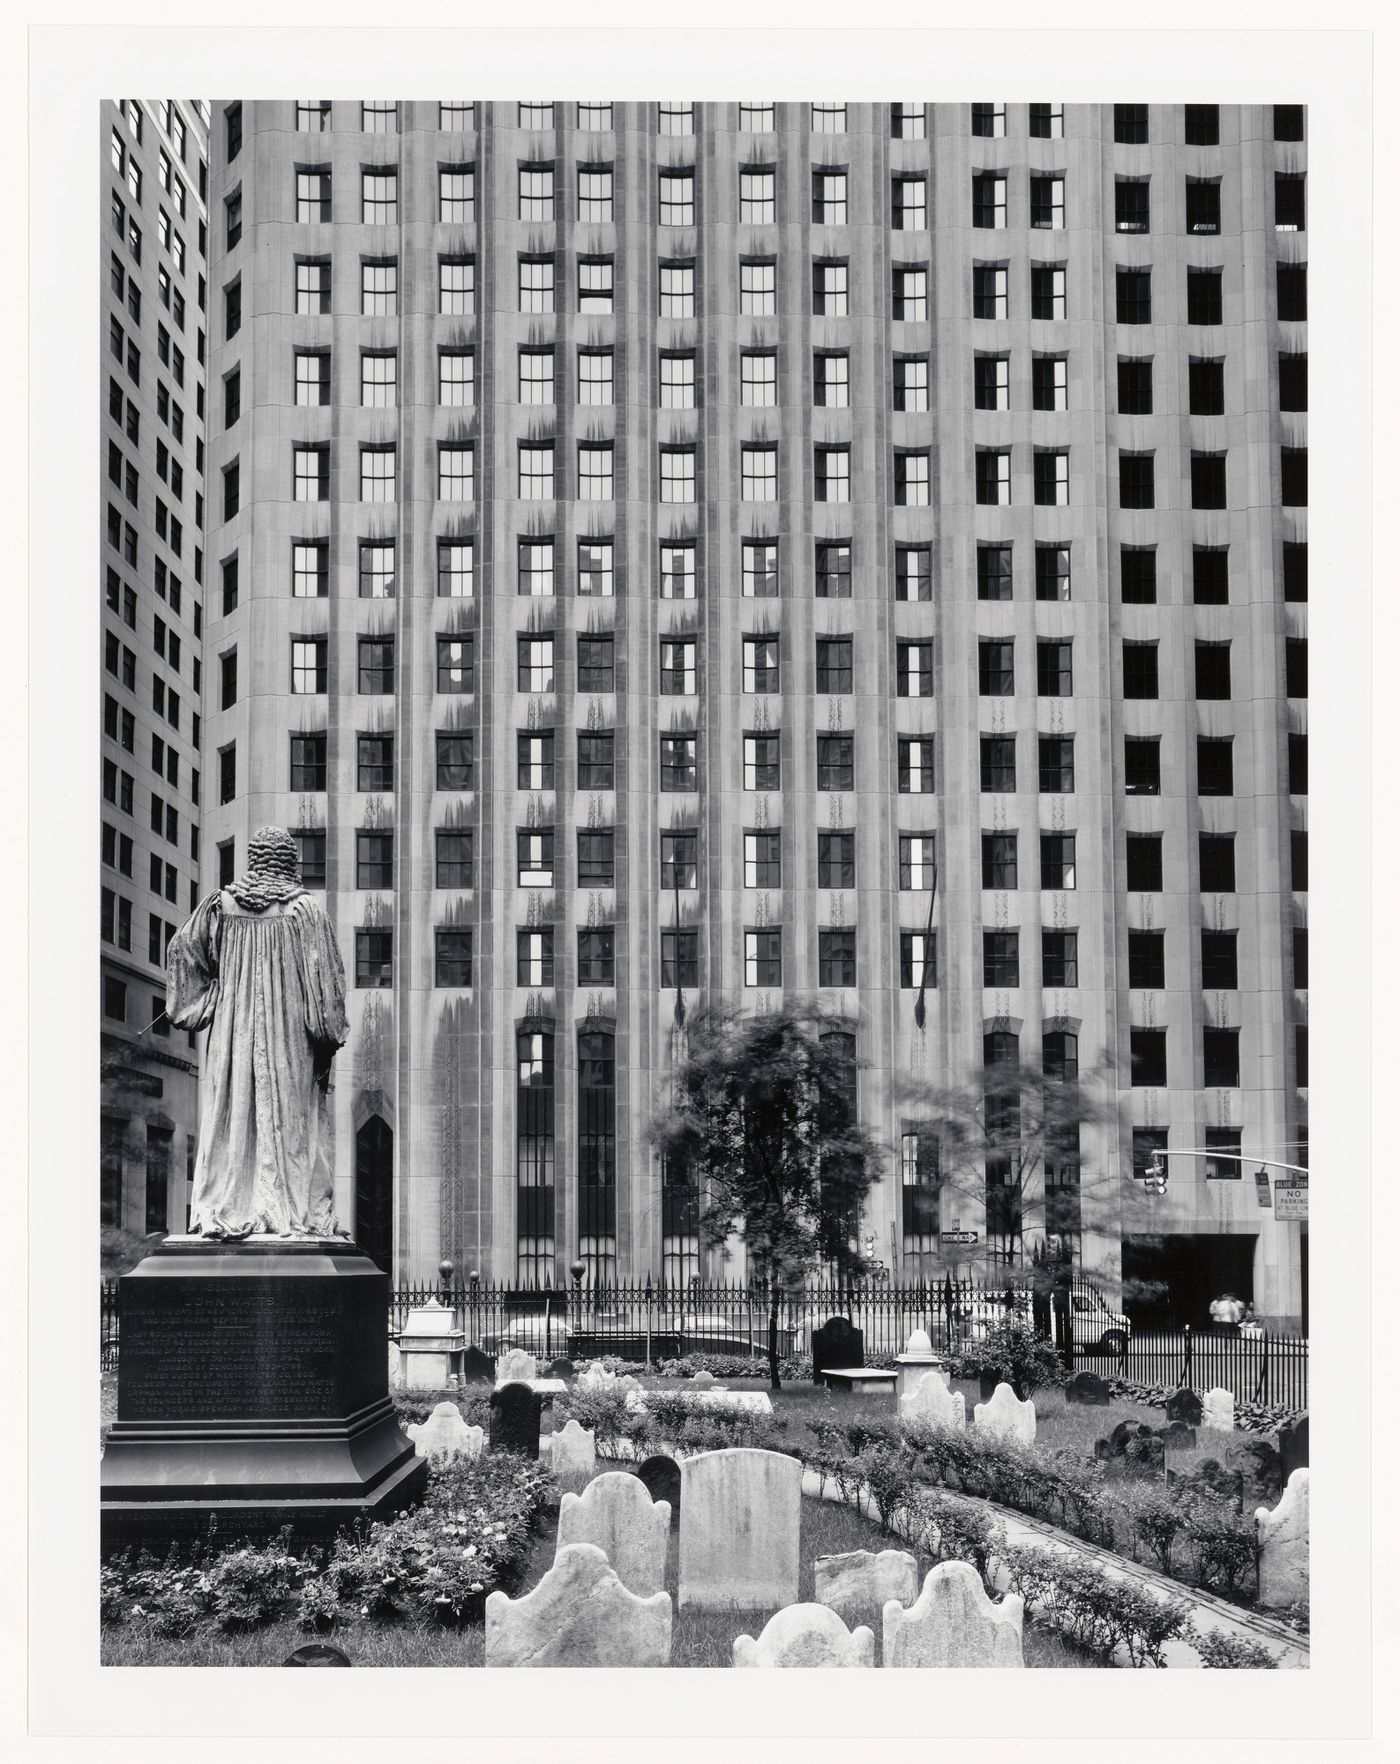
[[355, 1116, 394, 1273]]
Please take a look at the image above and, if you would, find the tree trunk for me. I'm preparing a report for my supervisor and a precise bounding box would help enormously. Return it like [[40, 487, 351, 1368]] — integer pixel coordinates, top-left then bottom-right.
[[768, 1289, 782, 1391]]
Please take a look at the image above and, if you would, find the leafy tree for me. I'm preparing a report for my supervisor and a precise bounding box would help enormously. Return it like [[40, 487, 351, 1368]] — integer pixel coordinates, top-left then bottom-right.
[[653, 1004, 883, 1389]]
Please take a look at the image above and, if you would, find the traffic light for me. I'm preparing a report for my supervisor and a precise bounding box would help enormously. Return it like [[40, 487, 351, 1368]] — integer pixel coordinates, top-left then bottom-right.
[[1143, 1154, 1168, 1196]]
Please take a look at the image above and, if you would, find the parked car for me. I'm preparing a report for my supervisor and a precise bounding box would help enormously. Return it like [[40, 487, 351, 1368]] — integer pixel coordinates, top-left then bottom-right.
[[958, 1282, 1130, 1357]]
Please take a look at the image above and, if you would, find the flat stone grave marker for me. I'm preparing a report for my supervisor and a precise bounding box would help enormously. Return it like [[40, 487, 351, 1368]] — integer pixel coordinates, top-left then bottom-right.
[[973, 1382, 1036, 1446], [489, 1381, 545, 1459], [495, 1347, 538, 1387], [1256, 1468, 1309, 1609], [1202, 1387, 1235, 1432], [1278, 1414, 1309, 1479], [733, 1604, 874, 1668], [1066, 1370, 1112, 1406], [633, 1453, 682, 1526], [557, 1470, 671, 1597], [678, 1448, 802, 1610], [459, 1345, 495, 1387], [899, 1370, 965, 1432], [485, 1542, 672, 1667], [822, 1368, 898, 1398], [546, 1418, 596, 1495], [883, 1560, 1025, 1668], [811, 1316, 864, 1385], [814, 1549, 917, 1629], [405, 1400, 483, 1464], [1165, 1387, 1204, 1426]]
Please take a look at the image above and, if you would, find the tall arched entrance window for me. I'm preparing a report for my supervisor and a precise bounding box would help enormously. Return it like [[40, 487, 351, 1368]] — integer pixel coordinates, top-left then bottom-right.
[[355, 1115, 394, 1274]]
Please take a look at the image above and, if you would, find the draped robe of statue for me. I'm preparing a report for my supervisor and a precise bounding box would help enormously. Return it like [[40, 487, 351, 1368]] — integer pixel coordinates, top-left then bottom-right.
[[166, 845, 349, 1238]]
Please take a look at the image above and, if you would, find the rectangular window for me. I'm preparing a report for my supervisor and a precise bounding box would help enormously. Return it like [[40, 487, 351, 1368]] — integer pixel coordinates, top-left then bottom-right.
[[974, 264, 1009, 319], [741, 351, 777, 406], [290, 734, 326, 792], [1201, 929, 1239, 991], [519, 445, 553, 499], [294, 350, 329, 407], [1042, 931, 1078, 988], [1035, 545, 1071, 602], [738, 260, 774, 316], [660, 543, 697, 600], [290, 636, 326, 694], [578, 636, 614, 693], [1120, 451, 1155, 509], [355, 930, 393, 989], [1032, 175, 1067, 230], [517, 828, 554, 888], [1131, 1029, 1167, 1087], [740, 831, 780, 889], [659, 171, 695, 227], [579, 349, 614, 406], [1040, 832, 1077, 891], [971, 103, 1006, 138], [358, 540, 396, 600], [1122, 641, 1159, 700], [1034, 450, 1069, 506], [578, 539, 614, 598], [517, 731, 555, 790], [360, 168, 396, 224], [743, 734, 780, 790], [295, 258, 331, 315], [1120, 737, 1159, 798], [1283, 542, 1308, 603], [892, 267, 927, 321], [1281, 447, 1308, 508], [979, 639, 1014, 697], [435, 540, 474, 599], [900, 834, 937, 891], [1197, 737, 1234, 797], [437, 636, 474, 694], [660, 261, 697, 317], [1200, 833, 1236, 894], [898, 641, 934, 699], [1029, 103, 1064, 138], [1032, 354, 1068, 411], [899, 736, 936, 795], [356, 830, 394, 890], [814, 262, 849, 317], [1188, 266, 1224, 326], [892, 355, 927, 412], [361, 446, 397, 502], [900, 933, 936, 991], [579, 258, 614, 315], [740, 168, 775, 225], [660, 931, 699, 991], [1116, 268, 1152, 325], [893, 177, 927, 230], [1118, 357, 1153, 415], [360, 350, 397, 408], [577, 929, 614, 986], [1279, 352, 1308, 412], [815, 636, 853, 695], [818, 930, 857, 988], [1037, 639, 1073, 697], [1114, 104, 1148, 144], [741, 540, 779, 599], [295, 168, 331, 222], [433, 929, 472, 988], [892, 104, 926, 140], [1277, 262, 1307, 321], [976, 544, 1012, 602], [741, 446, 777, 502], [972, 173, 1006, 229], [659, 351, 694, 408], [811, 103, 845, 133], [515, 636, 555, 693], [983, 931, 1019, 987], [815, 447, 849, 503], [661, 831, 698, 890], [660, 638, 697, 695], [1039, 736, 1074, 794], [519, 102, 554, 129], [982, 832, 1018, 890], [740, 103, 775, 133], [1195, 641, 1232, 701], [980, 736, 1015, 794], [293, 445, 329, 502], [1126, 930, 1165, 991], [578, 829, 615, 888], [1121, 546, 1157, 605], [975, 353, 1009, 410], [893, 545, 931, 604], [660, 734, 697, 791], [519, 348, 554, 405], [440, 102, 474, 131], [660, 448, 696, 503], [439, 256, 475, 315], [577, 731, 614, 790], [1186, 177, 1222, 235], [817, 733, 854, 791], [1203, 1028, 1240, 1089], [1125, 834, 1162, 893], [579, 444, 614, 501], [439, 349, 474, 407], [975, 450, 1010, 506], [744, 930, 782, 987], [1276, 174, 1305, 231], [519, 257, 555, 314], [743, 635, 780, 694], [896, 451, 931, 507], [578, 165, 614, 222], [1115, 178, 1149, 234], [816, 541, 852, 599], [360, 258, 397, 316], [436, 733, 474, 790]]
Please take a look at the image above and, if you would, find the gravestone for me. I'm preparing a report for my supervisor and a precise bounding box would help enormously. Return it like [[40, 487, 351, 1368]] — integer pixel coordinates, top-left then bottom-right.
[[1184, 1458, 1244, 1513], [1160, 1420, 1197, 1452], [894, 1327, 944, 1405], [546, 1357, 576, 1383], [690, 1369, 717, 1389], [557, 1471, 671, 1597], [459, 1345, 495, 1387], [814, 1549, 917, 1628], [387, 1340, 402, 1389], [1278, 1414, 1309, 1480], [973, 1382, 1036, 1447], [396, 1299, 466, 1390], [633, 1453, 682, 1526], [1202, 1387, 1235, 1432], [903, 1327, 934, 1355], [405, 1400, 484, 1464], [733, 1604, 875, 1668], [489, 1381, 545, 1459], [811, 1316, 864, 1385], [1164, 1388, 1204, 1427], [1065, 1371, 1112, 1406], [678, 1448, 802, 1610], [283, 1643, 352, 1667], [546, 1418, 596, 1495], [1230, 1436, 1283, 1506], [883, 1561, 1025, 1668], [1121, 1433, 1166, 1478], [1256, 1468, 1309, 1609], [485, 1542, 672, 1667], [900, 1370, 965, 1432], [496, 1347, 538, 1387]]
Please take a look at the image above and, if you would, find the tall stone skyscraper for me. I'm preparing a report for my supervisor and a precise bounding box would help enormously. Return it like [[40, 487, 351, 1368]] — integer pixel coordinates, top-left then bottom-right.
[[200, 101, 1307, 1326]]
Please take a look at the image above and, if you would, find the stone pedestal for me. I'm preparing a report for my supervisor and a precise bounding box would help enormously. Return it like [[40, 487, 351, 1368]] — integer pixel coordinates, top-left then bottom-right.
[[395, 1298, 466, 1390], [894, 1354, 946, 1406], [101, 1237, 426, 1549]]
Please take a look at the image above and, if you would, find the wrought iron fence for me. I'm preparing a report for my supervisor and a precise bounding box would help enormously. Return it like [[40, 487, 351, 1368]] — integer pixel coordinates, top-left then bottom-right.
[[98, 1276, 1307, 1409]]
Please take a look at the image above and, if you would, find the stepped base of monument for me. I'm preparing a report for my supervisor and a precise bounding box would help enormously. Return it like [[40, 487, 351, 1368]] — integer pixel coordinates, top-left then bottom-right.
[[101, 1237, 427, 1550]]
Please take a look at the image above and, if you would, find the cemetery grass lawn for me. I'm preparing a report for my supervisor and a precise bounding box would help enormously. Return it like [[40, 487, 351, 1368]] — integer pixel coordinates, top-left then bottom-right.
[[100, 1484, 1093, 1668]]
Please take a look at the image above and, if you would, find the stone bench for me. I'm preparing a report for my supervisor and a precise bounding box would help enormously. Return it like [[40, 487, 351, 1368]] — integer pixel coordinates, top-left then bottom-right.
[[819, 1368, 898, 1398]]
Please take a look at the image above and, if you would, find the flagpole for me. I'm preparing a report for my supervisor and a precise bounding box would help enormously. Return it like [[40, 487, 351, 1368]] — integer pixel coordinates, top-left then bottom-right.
[[912, 858, 938, 1030]]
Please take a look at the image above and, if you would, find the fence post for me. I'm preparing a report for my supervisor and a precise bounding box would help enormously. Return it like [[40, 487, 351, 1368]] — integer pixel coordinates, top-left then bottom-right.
[[1181, 1323, 1194, 1391], [1252, 1331, 1271, 1406]]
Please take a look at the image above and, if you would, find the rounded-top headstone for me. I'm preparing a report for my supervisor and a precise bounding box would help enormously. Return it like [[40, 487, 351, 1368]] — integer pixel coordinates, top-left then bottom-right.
[[547, 1356, 577, 1382], [1164, 1387, 1204, 1427], [633, 1453, 683, 1526], [903, 1328, 934, 1356], [283, 1644, 352, 1667]]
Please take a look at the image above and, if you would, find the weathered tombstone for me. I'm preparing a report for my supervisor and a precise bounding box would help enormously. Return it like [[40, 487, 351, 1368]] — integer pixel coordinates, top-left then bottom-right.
[[387, 1340, 402, 1389], [1256, 1468, 1309, 1609], [557, 1471, 671, 1597], [678, 1448, 802, 1610], [894, 1328, 944, 1405], [1278, 1414, 1309, 1480], [973, 1382, 1036, 1447], [496, 1347, 539, 1387], [900, 1370, 965, 1432], [489, 1380, 545, 1459], [459, 1344, 495, 1387], [1186, 1458, 1245, 1513], [1066, 1370, 1112, 1407], [485, 1542, 672, 1667], [883, 1561, 1025, 1668], [1165, 1387, 1204, 1427], [733, 1604, 875, 1668], [1160, 1420, 1197, 1452], [405, 1400, 484, 1465], [1230, 1436, 1283, 1506], [633, 1453, 683, 1526], [1122, 1433, 1166, 1478], [1202, 1387, 1235, 1432], [811, 1316, 864, 1385], [814, 1549, 918, 1628], [546, 1418, 596, 1495], [546, 1356, 576, 1383], [690, 1369, 717, 1389]]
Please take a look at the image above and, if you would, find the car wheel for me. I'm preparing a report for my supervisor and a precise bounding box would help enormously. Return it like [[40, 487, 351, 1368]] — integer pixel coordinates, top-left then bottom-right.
[[1098, 1330, 1128, 1357]]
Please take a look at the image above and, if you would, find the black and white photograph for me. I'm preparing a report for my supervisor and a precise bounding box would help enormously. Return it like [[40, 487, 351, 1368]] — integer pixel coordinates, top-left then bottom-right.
[[17, 7, 1382, 1753]]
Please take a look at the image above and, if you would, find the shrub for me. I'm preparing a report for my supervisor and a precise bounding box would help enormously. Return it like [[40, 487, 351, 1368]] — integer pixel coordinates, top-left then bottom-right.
[[1002, 1544, 1192, 1667], [913, 1487, 1006, 1586], [391, 1389, 491, 1430], [1193, 1627, 1281, 1669], [557, 1381, 635, 1449], [955, 1319, 1067, 1398], [1120, 1484, 1189, 1577], [854, 1443, 923, 1538], [1184, 1503, 1258, 1599], [206, 1532, 308, 1631]]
